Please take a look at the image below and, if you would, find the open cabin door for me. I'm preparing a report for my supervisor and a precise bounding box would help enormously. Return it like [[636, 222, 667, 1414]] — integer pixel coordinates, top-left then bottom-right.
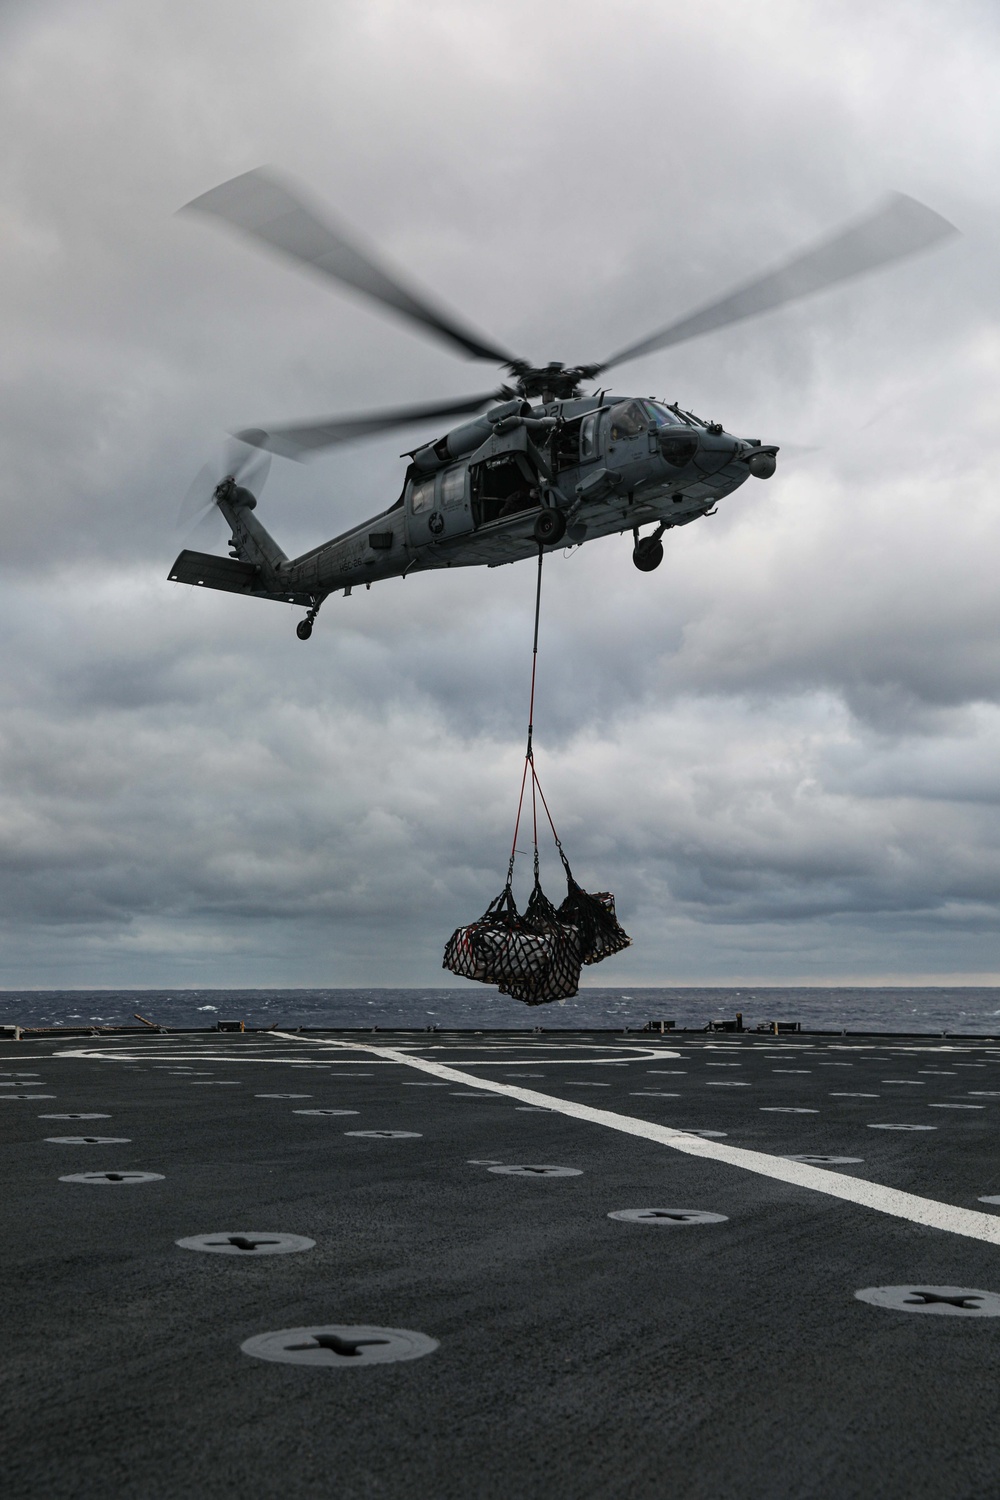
[[468, 416, 552, 529], [470, 451, 541, 528]]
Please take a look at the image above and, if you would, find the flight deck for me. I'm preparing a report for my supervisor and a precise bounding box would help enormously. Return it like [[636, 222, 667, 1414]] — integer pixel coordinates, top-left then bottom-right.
[[4, 1028, 1000, 1499]]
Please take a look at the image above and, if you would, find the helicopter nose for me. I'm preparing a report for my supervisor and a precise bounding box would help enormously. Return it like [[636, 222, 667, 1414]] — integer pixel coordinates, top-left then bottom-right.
[[658, 426, 737, 474], [693, 428, 738, 474]]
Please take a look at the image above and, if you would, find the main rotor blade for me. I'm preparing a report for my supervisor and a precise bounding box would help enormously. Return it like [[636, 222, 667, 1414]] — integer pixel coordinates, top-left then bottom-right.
[[600, 193, 958, 371], [233, 391, 497, 460], [181, 168, 514, 365]]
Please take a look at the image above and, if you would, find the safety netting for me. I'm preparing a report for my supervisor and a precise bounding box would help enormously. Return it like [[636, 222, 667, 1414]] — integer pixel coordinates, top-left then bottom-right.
[[443, 548, 631, 1005]]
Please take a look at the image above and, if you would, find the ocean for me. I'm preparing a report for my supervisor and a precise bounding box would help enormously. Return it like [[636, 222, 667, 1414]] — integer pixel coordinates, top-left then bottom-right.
[[3, 986, 1000, 1034]]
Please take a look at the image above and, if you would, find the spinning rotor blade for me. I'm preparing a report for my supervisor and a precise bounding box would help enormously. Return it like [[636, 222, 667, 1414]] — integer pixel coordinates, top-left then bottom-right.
[[600, 193, 958, 371], [176, 445, 271, 533], [176, 463, 216, 532], [233, 392, 497, 460], [182, 168, 514, 365], [222, 435, 272, 493]]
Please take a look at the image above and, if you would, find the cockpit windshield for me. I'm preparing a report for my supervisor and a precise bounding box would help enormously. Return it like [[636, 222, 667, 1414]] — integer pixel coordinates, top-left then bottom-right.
[[642, 400, 685, 427], [609, 398, 702, 434], [608, 400, 647, 440]]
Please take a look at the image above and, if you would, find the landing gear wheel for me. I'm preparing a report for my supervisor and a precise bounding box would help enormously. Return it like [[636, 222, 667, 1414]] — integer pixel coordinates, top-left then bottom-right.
[[632, 538, 664, 572], [296, 597, 324, 640], [533, 508, 567, 546]]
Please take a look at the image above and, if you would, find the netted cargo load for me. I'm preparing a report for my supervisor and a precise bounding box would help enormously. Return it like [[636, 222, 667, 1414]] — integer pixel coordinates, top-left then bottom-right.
[[441, 546, 631, 1007], [557, 878, 631, 966], [444, 880, 583, 1005]]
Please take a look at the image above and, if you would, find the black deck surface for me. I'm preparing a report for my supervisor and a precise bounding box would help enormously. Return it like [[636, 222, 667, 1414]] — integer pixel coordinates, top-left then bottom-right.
[[4, 1029, 1000, 1499]]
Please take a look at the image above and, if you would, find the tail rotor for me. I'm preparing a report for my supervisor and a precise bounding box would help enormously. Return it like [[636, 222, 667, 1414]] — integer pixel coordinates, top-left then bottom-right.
[[177, 436, 272, 539]]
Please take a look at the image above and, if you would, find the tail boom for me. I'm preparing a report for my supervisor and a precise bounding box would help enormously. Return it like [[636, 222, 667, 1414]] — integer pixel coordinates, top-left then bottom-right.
[[167, 479, 412, 613]]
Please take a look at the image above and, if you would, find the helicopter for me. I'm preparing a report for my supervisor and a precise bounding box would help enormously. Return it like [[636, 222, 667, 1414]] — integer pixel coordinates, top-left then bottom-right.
[[169, 169, 956, 640]]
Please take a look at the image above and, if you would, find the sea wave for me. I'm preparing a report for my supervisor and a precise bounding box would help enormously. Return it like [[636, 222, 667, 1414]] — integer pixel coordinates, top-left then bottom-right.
[[2, 986, 1000, 1034]]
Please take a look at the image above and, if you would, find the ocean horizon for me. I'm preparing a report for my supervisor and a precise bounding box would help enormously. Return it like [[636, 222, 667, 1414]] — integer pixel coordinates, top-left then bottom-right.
[[5, 986, 1000, 1034]]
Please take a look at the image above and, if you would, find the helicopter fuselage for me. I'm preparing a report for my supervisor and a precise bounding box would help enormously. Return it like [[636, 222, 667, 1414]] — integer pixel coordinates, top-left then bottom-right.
[[168, 394, 776, 632]]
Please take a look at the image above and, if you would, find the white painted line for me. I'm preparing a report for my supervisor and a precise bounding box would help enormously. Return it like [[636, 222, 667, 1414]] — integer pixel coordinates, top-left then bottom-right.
[[55, 1043, 680, 1068], [269, 1032, 1000, 1251]]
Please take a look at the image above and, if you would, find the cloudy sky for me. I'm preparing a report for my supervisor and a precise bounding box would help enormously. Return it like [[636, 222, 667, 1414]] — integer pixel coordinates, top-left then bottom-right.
[[2, 0, 1000, 989]]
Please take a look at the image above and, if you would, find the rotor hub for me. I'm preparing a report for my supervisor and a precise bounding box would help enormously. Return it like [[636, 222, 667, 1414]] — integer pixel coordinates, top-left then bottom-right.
[[504, 360, 603, 402]]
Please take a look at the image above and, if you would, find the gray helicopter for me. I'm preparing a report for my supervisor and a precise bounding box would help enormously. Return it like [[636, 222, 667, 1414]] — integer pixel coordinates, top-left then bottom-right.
[[169, 170, 956, 639]]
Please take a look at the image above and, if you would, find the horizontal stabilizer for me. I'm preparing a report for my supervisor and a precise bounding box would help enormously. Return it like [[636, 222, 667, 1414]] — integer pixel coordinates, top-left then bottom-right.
[[167, 550, 313, 606]]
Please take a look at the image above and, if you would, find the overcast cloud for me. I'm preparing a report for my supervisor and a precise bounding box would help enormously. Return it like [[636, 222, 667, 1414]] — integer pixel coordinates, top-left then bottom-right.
[[2, 0, 1000, 987]]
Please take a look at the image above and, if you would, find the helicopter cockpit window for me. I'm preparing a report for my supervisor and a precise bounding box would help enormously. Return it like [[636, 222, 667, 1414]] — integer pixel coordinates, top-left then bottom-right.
[[643, 401, 683, 427], [411, 477, 436, 514], [580, 411, 600, 462], [441, 466, 466, 507], [608, 401, 647, 440]]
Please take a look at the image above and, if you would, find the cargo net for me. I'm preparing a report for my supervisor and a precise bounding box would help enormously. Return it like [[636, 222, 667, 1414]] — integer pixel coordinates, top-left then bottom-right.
[[443, 864, 631, 1006], [442, 548, 630, 1005]]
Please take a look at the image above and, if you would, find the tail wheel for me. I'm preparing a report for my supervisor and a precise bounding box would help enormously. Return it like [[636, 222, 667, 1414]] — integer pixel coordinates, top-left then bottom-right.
[[533, 508, 567, 546], [632, 538, 664, 572], [296, 619, 313, 640]]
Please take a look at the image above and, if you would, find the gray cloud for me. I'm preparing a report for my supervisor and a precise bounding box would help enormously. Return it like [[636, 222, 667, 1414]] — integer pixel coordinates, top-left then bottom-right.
[[1, 0, 1000, 989]]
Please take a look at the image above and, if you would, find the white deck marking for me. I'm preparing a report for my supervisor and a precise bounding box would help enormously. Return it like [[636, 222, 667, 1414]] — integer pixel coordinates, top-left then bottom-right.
[[56, 1043, 679, 1067], [269, 1033, 1000, 1251]]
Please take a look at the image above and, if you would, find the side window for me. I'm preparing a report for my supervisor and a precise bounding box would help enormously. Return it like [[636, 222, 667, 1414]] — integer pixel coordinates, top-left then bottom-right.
[[580, 412, 600, 462], [411, 477, 436, 514], [608, 400, 647, 441], [441, 466, 466, 507]]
